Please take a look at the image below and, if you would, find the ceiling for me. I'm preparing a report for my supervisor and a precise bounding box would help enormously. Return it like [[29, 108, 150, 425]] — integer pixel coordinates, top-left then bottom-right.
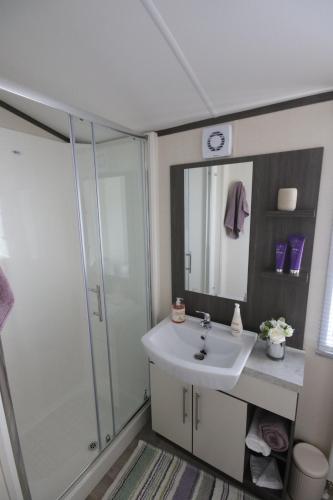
[[0, 0, 332, 133]]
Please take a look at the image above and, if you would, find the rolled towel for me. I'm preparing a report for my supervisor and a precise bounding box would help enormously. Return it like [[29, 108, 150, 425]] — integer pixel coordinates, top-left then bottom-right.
[[259, 413, 289, 452], [250, 454, 268, 484], [245, 409, 271, 457], [250, 455, 283, 490]]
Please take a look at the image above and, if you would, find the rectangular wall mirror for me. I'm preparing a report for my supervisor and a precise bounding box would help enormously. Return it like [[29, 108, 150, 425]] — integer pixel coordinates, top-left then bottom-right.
[[184, 162, 253, 301]]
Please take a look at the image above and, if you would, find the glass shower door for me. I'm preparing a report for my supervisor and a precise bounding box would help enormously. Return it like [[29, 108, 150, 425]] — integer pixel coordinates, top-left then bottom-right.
[[70, 118, 115, 449], [94, 126, 150, 433], [72, 118, 150, 438]]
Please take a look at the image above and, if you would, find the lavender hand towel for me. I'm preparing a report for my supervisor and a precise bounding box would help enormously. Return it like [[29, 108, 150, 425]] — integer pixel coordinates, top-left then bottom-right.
[[0, 267, 14, 331], [224, 181, 250, 239], [259, 412, 289, 452]]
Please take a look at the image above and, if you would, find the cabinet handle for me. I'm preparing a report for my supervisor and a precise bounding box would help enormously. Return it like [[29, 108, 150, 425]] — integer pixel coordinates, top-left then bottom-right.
[[182, 387, 188, 424], [195, 392, 200, 430], [89, 285, 103, 322]]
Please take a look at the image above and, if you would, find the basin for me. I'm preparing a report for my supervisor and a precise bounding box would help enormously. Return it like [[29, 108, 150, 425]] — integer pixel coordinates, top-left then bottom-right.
[[142, 316, 257, 390]]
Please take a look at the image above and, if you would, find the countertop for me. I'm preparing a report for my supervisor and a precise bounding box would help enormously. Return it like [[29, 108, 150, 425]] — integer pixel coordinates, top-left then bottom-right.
[[243, 339, 305, 392]]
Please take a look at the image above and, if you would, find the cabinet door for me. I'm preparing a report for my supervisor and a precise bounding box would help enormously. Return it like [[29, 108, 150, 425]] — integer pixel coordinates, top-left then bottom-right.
[[193, 388, 247, 482], [150, 364, 192, 451]]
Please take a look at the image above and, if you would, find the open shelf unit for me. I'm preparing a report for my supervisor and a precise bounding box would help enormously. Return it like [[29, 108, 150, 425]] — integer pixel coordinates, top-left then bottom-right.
[[260, 270, 309, 284], [265, 209, 315, 218], [243, 404, 295, 500]]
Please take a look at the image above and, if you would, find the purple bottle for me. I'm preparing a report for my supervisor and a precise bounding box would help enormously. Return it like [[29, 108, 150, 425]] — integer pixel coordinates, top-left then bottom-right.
[[275, 242, 287, 273], [288, 235, 305, 276]]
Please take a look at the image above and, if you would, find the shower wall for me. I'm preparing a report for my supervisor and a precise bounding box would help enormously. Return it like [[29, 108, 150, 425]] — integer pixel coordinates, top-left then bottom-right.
[[0, 127, 99, 499], [0, 463, 10, 500]]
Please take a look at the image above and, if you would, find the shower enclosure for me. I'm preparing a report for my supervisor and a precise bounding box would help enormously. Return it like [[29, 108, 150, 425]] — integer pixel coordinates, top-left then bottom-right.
[[0, 100, 150, 500]]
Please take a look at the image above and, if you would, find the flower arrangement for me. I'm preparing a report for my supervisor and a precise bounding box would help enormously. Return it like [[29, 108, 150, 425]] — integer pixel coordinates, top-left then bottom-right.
[[259, 317, 294, 344]]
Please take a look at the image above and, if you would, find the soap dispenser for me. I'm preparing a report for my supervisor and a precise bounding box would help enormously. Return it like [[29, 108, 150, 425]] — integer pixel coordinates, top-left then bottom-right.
[[171, 297, 186, 323], [231, 303, 243, 336]]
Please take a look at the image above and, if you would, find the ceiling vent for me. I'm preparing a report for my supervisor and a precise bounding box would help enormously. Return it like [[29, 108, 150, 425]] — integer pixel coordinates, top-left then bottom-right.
[[202, 124, 232, 158]]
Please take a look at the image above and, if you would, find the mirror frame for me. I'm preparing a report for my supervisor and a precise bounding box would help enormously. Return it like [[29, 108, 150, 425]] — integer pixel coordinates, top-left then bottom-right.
[[170, 148, 323, 349]]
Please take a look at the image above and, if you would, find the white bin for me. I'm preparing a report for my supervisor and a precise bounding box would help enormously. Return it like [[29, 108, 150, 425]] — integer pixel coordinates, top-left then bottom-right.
[[288, 442, 329, 500]]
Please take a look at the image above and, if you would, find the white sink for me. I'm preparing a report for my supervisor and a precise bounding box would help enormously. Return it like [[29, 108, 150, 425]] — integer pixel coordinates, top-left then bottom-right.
[[142, 316, 257, 391]]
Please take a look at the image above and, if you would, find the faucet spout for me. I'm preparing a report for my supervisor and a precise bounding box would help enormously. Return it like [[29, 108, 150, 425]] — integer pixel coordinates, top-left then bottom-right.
[[195, 310, 212, 329], [195, 311, 212, 355]]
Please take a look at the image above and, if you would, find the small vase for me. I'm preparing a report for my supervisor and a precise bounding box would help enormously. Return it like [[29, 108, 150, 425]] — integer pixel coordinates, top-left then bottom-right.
[[266, 338, 285, 360]]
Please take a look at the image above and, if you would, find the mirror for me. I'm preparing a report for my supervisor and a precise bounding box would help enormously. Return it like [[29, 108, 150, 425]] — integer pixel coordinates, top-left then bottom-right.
[[184, 162, 253, 301]]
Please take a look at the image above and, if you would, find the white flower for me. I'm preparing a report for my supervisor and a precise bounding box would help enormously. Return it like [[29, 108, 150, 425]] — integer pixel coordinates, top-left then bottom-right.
[[269, 327, 286, 344], [259, 317, 294, 340], [277, 318, 287, 329], [285, 326, 294, 337]]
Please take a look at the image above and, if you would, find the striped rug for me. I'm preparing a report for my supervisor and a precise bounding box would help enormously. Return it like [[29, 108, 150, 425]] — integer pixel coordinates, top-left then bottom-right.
[[102, 440, 258, 500]]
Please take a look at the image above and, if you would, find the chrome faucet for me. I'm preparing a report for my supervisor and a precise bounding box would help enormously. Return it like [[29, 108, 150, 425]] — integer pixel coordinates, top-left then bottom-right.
[[196, 311, 212, 330], [196, 311, 211, 356]]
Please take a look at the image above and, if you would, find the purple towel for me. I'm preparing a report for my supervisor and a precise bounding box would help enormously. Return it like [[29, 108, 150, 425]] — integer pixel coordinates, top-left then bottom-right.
[[259, 412, 289, 452], [0, 267, 14, 331], [224, 181, 250, 239]]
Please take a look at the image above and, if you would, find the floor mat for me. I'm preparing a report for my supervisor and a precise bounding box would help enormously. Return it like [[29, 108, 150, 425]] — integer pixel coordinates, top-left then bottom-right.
[[102, 440, 258, 500]]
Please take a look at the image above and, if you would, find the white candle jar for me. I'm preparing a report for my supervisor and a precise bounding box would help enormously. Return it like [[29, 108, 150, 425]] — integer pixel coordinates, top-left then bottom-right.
[[277, 188, 298, 211]]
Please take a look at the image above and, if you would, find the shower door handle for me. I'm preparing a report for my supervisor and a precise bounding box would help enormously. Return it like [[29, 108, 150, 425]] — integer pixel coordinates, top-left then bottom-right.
[[185, 252, 192, 272], [88, 285, 103, 322]]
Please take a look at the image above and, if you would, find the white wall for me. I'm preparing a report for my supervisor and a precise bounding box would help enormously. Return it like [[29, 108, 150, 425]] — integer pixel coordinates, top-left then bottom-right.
[[157, 101, 333, 455], [0, 107, 61, 140]]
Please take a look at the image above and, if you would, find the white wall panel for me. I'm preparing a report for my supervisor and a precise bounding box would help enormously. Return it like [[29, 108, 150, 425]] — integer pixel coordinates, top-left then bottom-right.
[[0, 128, 99, 500]]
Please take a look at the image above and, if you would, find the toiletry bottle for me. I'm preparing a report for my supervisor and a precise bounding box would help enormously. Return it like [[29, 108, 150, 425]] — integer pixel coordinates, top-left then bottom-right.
[[288, 234, 305, 276], [171, 297, 186, 323], [231, 303, 243, 336], [275, 242, 287, 273]]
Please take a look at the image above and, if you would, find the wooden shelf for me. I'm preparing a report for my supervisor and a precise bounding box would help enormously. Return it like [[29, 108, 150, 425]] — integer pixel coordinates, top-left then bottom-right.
[[265, 209, 315, 218], [247, 448, 288, 464], [271, 451, 288, 463], [261, 270, 309, 284]]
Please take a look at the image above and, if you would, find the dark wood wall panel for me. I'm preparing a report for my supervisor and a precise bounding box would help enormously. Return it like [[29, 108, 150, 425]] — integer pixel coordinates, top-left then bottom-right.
[[171, 148, 323, 349]]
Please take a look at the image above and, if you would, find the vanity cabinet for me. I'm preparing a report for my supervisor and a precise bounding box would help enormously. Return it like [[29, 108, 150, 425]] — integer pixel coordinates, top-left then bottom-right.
[[150, 363, 298, 499], [193, 386, 247, 482], [150, 364, 247, 481], [150, 363, 192, 451]]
